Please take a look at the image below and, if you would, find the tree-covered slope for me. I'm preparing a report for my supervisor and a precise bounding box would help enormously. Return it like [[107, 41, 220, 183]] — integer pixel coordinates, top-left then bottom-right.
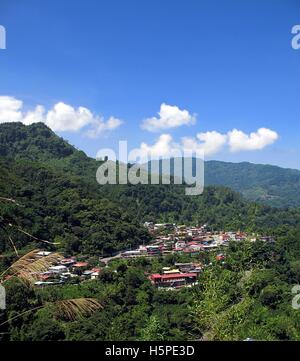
[[205, 160, 300, 208], [146, 157, 300, 208], [0, 158, 150, 257], [2, 123, 300, 342], [0, 122, 76, 161], [1, 122, 300, 259], [2, 122, 300, 208]]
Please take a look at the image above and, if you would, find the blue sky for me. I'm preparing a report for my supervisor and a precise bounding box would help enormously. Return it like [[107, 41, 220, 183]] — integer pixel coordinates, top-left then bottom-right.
[[0, 0, 300, 168]]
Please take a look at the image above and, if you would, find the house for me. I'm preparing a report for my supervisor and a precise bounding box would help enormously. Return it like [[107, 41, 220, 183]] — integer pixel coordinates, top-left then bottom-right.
[[34, 280, 63, 287], [49, 265, 67, 274], [121, 250, 142, 258], [39, 272, 54, 281], [146, 245, 162, 255], [72, 262, 89, 274], [82, 270, 94, 278], [183, 248, 201, 256], [60, 272, 76, 280], [162, 269, 180, 275], [216, 253, 225, 261], [60, 258, 76, 266], [36, 251, 52, 257], [154, 223, 174, 231], [175, 240, 186, 249], [175, 262, 200, 273], [91, 268, 101, 280], [138, 245, 148, 253], [73, 262, 89, 269], [149, 272, 198, 289]]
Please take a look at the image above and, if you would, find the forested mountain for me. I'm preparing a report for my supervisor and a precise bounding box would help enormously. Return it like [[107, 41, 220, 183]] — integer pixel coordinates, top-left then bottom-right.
[[1, 122, 300, 341], [146, 158, 300, 208], [3, 122, 300, 208], [0, 123, 151, 256], [1, 122, 300, 258], [205, 160, 300, 208]]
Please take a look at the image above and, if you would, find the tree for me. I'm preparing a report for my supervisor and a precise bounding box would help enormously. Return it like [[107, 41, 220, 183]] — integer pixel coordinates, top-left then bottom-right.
[[139, 315, 166, 341]]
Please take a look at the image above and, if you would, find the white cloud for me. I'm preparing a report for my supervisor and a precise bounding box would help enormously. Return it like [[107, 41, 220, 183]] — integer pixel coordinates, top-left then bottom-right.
[[0, 96, 23, 123], [132, 132, 226, 162], [85, 116, 123, 138], [228, 128, 279, 152], [132, 134, 179, 162], [182, 131, 228, 156], [0, 96, 123, 137], [133, 127, 278, 161], [23, 105, 46, 125], [141, 103, 196, 132], [46, 102, 94, 132]]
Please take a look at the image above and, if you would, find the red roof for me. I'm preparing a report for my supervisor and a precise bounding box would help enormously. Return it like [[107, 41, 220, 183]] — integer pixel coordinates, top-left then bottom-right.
[[91, 267, 101, 272], [73, 262, 88, 268], [151, 274, 162, 279], [151, 273, 197, 280], [40, 273, 51, 279], [183, 248, 201, 253]]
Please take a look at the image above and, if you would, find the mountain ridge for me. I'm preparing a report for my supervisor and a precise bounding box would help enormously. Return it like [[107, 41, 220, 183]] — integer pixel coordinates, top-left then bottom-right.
[[2, 122, 300, 208], [1, 122, 300, 257], [144, 157, 300, 208]]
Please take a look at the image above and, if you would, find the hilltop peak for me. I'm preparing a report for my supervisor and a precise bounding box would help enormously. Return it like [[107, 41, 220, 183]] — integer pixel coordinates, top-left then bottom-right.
[[0, 121, 76, 161]]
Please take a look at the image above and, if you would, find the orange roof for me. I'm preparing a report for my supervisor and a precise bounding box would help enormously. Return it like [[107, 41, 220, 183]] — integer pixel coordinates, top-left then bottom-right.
[[73, 262, 88, 268], [91, 267, 101, 272]]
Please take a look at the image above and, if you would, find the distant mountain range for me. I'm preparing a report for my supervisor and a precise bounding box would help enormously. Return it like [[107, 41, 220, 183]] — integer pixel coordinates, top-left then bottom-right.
[[205, 160, 300, 208], [1, 121, 300, 208], [1, 122, 300, 256], [144, 157, 300, 208]]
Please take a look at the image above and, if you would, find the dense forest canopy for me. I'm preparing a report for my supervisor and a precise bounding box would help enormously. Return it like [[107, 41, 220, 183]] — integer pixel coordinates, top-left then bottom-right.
[[146, 157, 300, 208], [1, 122, 300, 341], [1, 122, 300, 256]]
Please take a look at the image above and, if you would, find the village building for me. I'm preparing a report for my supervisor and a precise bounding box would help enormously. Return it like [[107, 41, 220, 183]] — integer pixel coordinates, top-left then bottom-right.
[[149, 272, 198, 289]]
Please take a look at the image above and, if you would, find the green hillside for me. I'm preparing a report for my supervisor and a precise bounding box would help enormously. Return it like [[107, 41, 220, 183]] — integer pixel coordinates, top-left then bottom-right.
[[1, 122, 300, 258], [205, 160, 300, 208], [1, 122, 300, 341], [146, 157, 300, 208]]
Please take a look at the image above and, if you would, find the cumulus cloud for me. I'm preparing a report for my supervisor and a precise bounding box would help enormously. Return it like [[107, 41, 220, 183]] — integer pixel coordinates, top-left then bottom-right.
[[133, 134, 178, 161], [133, 127, 278, 161], [45, 102, 94, 132], [133, 131, 227, 161], [0, 96, 23, 123], [23, 105, 46, 125], [141, 103, 196, 132], [182, 131, 228, 156], [85, 116, 123, 138], [0, 96, 123, 137], [228, 128, 279, 152]]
